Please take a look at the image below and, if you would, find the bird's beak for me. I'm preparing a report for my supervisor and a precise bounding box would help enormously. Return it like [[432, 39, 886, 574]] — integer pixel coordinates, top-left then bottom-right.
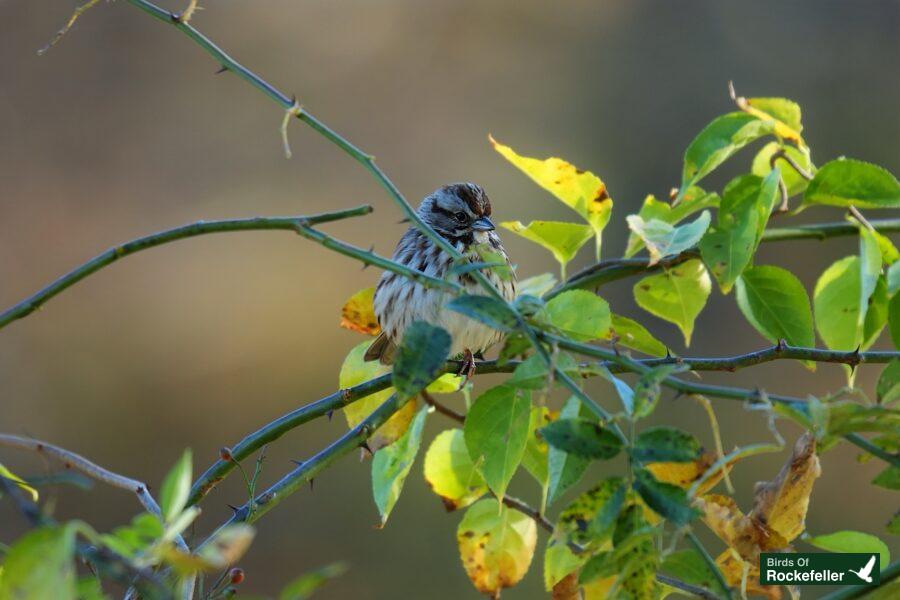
[[471, 216, 495, 232]]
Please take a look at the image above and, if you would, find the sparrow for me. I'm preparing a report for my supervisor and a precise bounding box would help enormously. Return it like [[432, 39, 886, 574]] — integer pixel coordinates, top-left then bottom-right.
[[364, 183, 516, 377]]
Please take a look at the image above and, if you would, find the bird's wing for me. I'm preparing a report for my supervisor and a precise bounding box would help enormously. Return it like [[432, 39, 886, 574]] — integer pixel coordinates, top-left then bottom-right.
[[861, 555, 877, 577]]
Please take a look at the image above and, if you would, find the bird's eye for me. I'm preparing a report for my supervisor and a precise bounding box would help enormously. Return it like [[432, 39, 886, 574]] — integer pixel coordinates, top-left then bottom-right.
[[454, 212, 468, 223]]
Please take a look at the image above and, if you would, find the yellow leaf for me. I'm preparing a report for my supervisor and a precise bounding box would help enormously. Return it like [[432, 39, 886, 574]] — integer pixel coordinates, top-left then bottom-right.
[[716, 550, 782, 600], [423, 429, 487, 511], [457, 499, 537, 596], [0, 462, 38, 502], [339, 341, 414, 451], [582, 575, 618, 599], [340, 287, 381, 336], [491, 136, 612, 258], [645, 450, 732, 496]]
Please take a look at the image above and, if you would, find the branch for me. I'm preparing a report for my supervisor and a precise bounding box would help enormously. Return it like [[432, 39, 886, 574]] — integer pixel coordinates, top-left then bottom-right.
[[421, 391, 465, 424], [0, 206, 373, 331], [551, 218, 900, 297]]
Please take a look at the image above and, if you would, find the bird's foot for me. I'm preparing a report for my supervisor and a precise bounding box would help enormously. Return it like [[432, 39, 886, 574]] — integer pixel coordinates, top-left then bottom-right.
[[456, 348, 477, 385]]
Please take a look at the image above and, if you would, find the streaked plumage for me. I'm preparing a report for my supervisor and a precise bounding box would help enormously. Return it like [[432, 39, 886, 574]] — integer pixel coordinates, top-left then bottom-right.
[[365, 183, 516, 365]]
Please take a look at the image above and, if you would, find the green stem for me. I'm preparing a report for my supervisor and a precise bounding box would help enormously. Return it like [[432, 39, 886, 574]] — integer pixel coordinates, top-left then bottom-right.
[[0, 206, 373, 330], [686, 531, 733, 600], [819, 560, 900, 600]]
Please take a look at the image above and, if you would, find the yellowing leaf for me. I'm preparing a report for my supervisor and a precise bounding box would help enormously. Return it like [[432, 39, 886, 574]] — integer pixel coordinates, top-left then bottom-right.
[[645, 450, 734, 496], [0, 462, 39, 502], [340, 341, 415, 451], [716, 550, 781, 600], [457, 499, 537, 596], [501, 220, 593, 278], [736, 95, 806, 149], [491, 137, 613, 258], [423, 429, 487, 511], [340, 287, 380, 335]]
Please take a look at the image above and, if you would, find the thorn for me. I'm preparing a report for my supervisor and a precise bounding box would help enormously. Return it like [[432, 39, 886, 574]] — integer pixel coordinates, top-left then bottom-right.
[[290, 459, 304, 467], [776, 339, 787, 352], [665, 347, 672, 359], [326, 410, 334, 421], [727, 80, 737, 102], [309, 479, 314, 492], [227, 504, 240, 513], [215, 65, 229, 75], [398, 218, 410, 224]]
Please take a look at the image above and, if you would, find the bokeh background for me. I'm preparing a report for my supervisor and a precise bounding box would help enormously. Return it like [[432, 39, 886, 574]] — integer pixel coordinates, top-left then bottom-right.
[[2, 1, 899, 597]]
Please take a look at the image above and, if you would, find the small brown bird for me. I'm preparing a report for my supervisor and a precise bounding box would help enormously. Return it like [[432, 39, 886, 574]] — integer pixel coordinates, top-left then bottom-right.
[[364, 183, 516, 375]]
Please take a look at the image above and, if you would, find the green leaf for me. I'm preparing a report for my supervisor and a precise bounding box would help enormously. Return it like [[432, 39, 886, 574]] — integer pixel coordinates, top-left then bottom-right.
[[864, 276, 889, 350], [631, 427, 701, 463], [464, 385, 531, 499], [0, 525, 78, 600], [596, 366, 635, 415], [735, 265, 815, 347], [814, 256, 873, 350], [860, 226, 884, 330], [873, 466, 899, 491], [891, 293, 900, 350], [626, 210, 710, 265], [160, 449, 192, 523], [680, 112, 774, 194], [660, 549, 728, 597], [392, 322, 451, 399], [445, 294, 519, 333], [752, 142, 814, 196], [541, 289, 611, 342], [557, 478, 627, 547], [457, 499, 537, 596], [633, 259, 711, 346], [603, 314, 668, 357], [699, 172, 779, 293], [521, 407, 550, 489], [508, 352, 581, 390], [547, 397, 592, 506], [625, 188, 720, 257], [877, 360, 900, 404], [632, 364, 684, 419], [543, 539, 588, 591], [371, 406, 428, 525], [806, 530, 890, 570], [888, 262, 900, 295], [888, 513, 900, 536], [491, 137, 613, 257], [501, 220, 593, 277], [423, 429, 487, 511], [100, 513, 164, 559], [804, 159, 900, 209], [517, 272, 557, 298], [539, 418, 622, 460], [633, 468, 700, 526], [279, 562, 348, 600]]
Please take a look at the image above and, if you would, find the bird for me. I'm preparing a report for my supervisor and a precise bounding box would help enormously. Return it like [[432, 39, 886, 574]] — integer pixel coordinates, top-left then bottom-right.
[[364, 182, 516, 378], [848, 555, 877, 583]]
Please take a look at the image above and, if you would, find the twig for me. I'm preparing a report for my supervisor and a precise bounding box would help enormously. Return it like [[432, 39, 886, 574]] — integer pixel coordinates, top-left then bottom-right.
[[819, 559, 899, 600], [656, 574, 720, 600], [38, 0, 103, 55], [0, 206, 374, 331], [687, 531, 733, 600], [770, 148, 814, 182], [550, 218, 900, 298], [421, 391, 465, 423]]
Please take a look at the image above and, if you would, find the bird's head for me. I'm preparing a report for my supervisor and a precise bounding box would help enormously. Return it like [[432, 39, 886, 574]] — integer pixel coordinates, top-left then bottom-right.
[[419, 182, 495, 240]]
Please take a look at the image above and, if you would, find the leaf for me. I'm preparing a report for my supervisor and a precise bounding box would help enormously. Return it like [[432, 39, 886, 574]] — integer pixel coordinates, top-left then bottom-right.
[[193, 523, 255, 570], [877, 360, 900, 404], [279, 563, 348, 600], [632, 364, 684, 419], [371, 406, 428, 525], [633, 259, 711, 346], [0, 462, 39, 502], [680, 112, 774, 195], [543, 539, 588, 591], [633, 468, 700, 525], [735, 265, 815, 348], [457, 499, 537, 596], [806, 531, 890, 570], [521, 406, 551, 489], [547, 396, 592, 506], [425, 373, 464, 394], [699, 172, 779, 293], [626, 210, 710, 265], [0, 525, 78, 600], [814, 256, 873, 350], [339, 287, 380, 335], [340, 341, 415, 451], [752, 142, 814, 196], [392, 322, 451, 399], [557, 478, 627, 547], [491, 137, 613, 256], [715, 550, 779, 600], [508, 352, 582, 390], [602, 314, 668, 357], [445, 294, 519, 333], [464, 385, 531, 499], [803, 159, 900, 209], [631, 427, 701, 464], [891, 291, 900, 350], [517, 272, 558, 298], [660, 549, 728, 598], [860, 226, 884, 330], [501, 220, 594, 276], [739, 97, 805, 147], [596, 366, 635, 415], [625, 188, 720, 257], [539, 418, 622, 460], [646, 449, 741, 496], [160, 449, 192, 523], [873, 466, 899, 491], [541, 290, 611, 342], [100, 513, 164, 559], [888, 262, 900, 295], [424, 429, 487, 511]]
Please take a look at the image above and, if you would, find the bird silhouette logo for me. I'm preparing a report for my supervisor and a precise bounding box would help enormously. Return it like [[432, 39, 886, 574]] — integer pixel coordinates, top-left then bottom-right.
[[847, 555, 877, 583]]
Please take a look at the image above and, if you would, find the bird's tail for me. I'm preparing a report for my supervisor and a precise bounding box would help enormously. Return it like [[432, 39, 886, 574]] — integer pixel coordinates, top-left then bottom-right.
[[364, 332, 396, 365]]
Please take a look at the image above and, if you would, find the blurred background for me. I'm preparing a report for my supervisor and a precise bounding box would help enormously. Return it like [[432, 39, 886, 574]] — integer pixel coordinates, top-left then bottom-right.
[[1, 0, 898, 597]]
